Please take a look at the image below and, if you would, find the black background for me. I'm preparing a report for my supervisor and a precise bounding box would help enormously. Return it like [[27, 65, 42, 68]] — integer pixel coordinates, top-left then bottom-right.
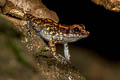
[[42, 0, 120, 61]]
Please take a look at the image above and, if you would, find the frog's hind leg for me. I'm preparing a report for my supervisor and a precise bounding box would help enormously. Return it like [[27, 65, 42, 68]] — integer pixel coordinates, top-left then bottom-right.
[[48, 37, 60, 57]]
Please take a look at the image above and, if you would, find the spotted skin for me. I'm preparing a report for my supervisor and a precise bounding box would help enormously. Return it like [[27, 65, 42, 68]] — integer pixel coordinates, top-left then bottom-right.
[[25, 14, 90, 62]]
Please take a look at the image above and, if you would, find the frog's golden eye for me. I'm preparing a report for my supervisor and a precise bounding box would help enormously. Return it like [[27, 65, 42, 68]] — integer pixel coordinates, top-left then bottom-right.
[[72, 24, 81, 33], [74, 27, 80, 32]]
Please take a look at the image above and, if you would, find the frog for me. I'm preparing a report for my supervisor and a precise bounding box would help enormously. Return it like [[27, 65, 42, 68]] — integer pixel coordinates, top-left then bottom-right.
[[25, 14, 90, 63]]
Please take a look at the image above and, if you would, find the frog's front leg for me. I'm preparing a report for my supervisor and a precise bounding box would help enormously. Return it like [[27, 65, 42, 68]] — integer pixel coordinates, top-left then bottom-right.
[[64, 43, 70, 61], [48, 36, 70, 64]]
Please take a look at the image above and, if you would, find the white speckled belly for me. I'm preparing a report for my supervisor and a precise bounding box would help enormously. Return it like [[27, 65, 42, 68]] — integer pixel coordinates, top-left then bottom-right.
[[39, 28, 82, 44]]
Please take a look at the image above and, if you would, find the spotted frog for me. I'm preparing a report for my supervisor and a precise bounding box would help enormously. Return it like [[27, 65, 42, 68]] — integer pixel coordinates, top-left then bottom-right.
[[25, 14, 90, 63]]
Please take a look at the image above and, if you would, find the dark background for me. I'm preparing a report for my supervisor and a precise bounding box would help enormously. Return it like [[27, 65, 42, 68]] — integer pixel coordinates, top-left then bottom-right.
[[42, 0, 120, 61]]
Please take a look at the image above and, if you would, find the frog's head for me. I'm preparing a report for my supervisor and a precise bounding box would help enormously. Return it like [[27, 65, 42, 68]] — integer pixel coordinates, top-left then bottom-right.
[[66, 24, 90, 42], [72, 24, 89, 37]]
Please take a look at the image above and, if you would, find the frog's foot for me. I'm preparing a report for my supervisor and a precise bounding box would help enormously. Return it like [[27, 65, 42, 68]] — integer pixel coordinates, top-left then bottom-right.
[[42, 46, 50, 52], [53, 54, 71, 64]]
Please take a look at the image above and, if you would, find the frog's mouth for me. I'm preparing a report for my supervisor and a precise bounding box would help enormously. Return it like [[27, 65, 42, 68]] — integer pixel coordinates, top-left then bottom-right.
[[62, 34, 88, 43], [68, 31, 89, 38]]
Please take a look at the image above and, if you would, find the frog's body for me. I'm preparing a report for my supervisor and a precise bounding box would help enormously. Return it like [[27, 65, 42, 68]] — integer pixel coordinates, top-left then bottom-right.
[[25, 14, 89, 62]]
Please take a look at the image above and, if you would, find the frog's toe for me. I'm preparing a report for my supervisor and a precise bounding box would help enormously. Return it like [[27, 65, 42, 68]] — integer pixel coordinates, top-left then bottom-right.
[[54, 54, 71, 64]]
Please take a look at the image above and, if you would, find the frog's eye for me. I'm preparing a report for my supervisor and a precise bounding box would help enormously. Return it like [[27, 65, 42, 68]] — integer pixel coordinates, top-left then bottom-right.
[[74, 27, 80, 32], [72, 24, 81, 33], [72, 26, 81, 34]]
